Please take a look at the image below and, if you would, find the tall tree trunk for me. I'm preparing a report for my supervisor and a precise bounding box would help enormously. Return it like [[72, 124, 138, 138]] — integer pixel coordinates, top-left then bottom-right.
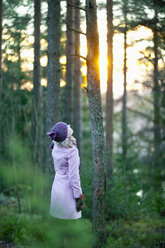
[[32, 0, 42, 167], [162, 85, 165, 140], [153, 8, 161, 170], [0, 0, 2, 154], [106, 0, 114, 179], [86, 1, 106, 247], [74, 0, 82, 157], [65, 0, 74, 125], [46, 0, 61, 174], [17, 42, 22, 89], [122, 0, 128, 162]]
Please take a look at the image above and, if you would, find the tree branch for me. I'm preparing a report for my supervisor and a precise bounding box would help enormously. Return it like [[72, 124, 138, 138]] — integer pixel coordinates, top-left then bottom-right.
[[139, 52, 153, 64], [67, 3, 86, 12], [69, 27, 86, 36], [127, 107, 152, 120], [69, 54, 87, 61]]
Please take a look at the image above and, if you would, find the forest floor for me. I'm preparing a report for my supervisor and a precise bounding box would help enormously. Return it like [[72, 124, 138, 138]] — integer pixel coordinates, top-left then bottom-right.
[[0, 194, 165, 248]]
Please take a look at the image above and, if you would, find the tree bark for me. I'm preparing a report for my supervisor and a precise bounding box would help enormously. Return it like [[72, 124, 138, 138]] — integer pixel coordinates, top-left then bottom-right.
[[32, 0, 42, 167], [65, 0, 74, 125], [0, 0, 2, 155], [106, 0, 114, 179], [122, 0, 128, 162], [74, 0, 82, 158], [153, 8, 161, 169], [46, 0, 61, 174], [86, 1, 106, 247]]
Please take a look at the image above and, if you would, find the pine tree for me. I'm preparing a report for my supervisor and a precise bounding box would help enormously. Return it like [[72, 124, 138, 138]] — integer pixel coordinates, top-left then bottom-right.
[[86, 0, 106, 247], [74, 0, 82, 157], [65, 0, 74, 125], [130, 0, 165, 176], [0, 0, 2, 154], [106, 0, 114, 179], [121, 0, 128, 162], [32, 0, 42, 167], [46, 0, 61, 174], [153, 2, 161, 169], [2, 0, 31, 139]]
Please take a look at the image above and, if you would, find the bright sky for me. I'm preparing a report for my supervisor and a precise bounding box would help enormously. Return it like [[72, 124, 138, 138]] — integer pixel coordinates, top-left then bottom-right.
[[8, 1, 154, 99]]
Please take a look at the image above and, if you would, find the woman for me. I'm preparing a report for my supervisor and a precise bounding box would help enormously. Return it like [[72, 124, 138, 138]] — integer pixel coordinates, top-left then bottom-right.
[[47, 121, 84, 220]]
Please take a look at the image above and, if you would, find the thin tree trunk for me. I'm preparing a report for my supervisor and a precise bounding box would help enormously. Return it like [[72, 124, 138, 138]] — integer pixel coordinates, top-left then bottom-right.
[[65, 0, 74, 125], [32, 0, 42, 167], [106, 0, 114, 179], [86, 1, 106, 247], [122, 1, 127, 162], [0, 0, 2, 154], [162, 86, 165, 140], [74, 0, 82, 157], [153, 8, 161, 169], [17, 43, 22, 89], [46, 0, 61, 174]]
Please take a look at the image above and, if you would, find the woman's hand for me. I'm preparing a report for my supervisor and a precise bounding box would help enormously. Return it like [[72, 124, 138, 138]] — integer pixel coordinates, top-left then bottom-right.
[[75, 194, 86, 212]]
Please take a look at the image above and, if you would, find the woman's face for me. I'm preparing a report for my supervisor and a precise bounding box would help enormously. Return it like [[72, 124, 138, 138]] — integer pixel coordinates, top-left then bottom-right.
[[67, 125, 73, 137]]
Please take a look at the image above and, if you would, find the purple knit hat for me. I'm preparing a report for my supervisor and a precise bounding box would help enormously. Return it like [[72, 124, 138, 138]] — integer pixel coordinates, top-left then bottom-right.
[[47, 122, 68, 142]]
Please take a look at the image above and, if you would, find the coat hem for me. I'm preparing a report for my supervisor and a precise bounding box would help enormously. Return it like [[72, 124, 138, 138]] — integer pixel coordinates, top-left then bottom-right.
[[50, 212, 81, 220]]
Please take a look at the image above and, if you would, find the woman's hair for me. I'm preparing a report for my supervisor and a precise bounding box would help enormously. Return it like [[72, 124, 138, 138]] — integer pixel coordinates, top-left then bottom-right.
[[53, 135, 76, 148]]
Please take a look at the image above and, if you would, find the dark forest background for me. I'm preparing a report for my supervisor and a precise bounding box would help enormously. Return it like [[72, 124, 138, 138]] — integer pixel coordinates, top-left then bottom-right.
[[0, 0, 165, 247]]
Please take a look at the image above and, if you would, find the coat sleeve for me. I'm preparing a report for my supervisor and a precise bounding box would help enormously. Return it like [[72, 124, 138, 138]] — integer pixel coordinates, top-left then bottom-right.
[[68, 147, 82, 198]]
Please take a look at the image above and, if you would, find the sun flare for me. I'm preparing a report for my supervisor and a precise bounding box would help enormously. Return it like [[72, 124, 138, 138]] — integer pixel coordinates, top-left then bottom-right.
[[97, 10, 153, 98]]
